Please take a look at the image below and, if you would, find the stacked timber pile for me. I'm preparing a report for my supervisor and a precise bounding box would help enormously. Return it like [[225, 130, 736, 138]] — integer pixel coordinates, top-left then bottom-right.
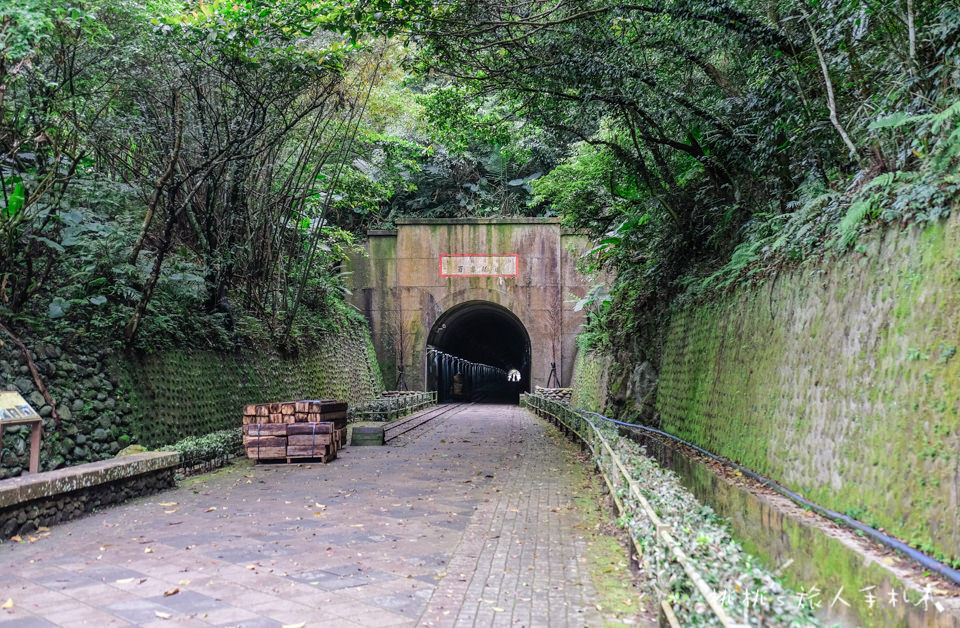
[[535, 387, 572, 403], [241, 400, 348, 463]]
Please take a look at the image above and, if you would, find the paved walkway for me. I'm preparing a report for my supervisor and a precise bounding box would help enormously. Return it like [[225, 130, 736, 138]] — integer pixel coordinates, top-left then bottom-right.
[[0, 405, 638, 627]]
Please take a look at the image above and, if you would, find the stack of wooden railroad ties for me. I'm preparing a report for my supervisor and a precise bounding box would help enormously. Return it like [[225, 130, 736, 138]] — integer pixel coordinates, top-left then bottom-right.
[[242, 400, 348, 463]]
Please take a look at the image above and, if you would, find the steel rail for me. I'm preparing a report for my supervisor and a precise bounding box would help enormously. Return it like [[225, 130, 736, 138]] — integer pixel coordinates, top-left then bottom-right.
[[383, 403, 469, 442]]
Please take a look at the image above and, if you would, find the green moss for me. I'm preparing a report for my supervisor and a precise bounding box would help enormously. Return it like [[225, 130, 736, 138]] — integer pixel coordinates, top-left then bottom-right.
[[577, 215, 960, 563], [120, 318, 383, 448], [571, 351, 608, 412], [555, 436, 652, 625]]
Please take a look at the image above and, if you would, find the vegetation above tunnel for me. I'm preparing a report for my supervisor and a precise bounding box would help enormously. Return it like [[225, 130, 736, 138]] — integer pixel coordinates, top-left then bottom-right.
[[371, 0, 960, 355], [2, 0, 958, 360]]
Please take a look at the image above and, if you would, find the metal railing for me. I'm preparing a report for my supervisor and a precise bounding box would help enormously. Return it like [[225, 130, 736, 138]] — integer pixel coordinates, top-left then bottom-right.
[[521, 393, 748, 627], [349, 391, 437, 422]]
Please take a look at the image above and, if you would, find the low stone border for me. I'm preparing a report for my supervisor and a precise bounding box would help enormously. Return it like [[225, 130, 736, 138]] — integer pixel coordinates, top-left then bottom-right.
[[0, 451, 179, 537], [525, 394, 960, 626], [619, 426, 960, 627]]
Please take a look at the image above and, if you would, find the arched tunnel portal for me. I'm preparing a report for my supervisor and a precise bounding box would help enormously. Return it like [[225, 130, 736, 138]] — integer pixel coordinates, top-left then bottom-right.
[[427, 301, 531, 404], [346, 218, 596, 394]]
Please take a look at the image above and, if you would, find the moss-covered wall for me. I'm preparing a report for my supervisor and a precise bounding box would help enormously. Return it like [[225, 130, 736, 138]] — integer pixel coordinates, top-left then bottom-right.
[[653, 215, 960, 563], [1, 319, 383, 477], [120, 323, 383, 447], [570, 349, 610, 413]]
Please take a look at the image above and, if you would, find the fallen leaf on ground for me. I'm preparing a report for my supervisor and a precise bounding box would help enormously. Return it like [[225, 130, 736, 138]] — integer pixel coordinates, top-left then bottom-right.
[[158, 502, 177, 507], [154, 611, 172, 619], [282, 623, 306, 628], [115, 578, 134, 584], [178, 579, 190, 586], [205, 507, 217, 512], [163, 588, 179, 597], [144, 548, 154, 553], [164, 509, 177, 514], [1, 599, 13, 610], [9, 536, 21, 543]]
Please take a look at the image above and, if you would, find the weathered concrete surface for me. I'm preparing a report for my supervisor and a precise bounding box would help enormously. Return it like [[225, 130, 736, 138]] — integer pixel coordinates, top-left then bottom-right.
[[623, 428, 960, 628], [347, 218, 594, 391], [0, 405, 644, 627], [648, 213, 960, 562], [0, 452, 179, 509]]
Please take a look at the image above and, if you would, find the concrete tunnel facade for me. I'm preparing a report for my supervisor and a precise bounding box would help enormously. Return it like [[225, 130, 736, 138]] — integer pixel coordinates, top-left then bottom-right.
[[346, 217, 595, 400]]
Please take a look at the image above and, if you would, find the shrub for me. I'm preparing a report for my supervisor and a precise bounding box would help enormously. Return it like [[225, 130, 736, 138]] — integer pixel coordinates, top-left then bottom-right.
[[162, 427, 242, 470]]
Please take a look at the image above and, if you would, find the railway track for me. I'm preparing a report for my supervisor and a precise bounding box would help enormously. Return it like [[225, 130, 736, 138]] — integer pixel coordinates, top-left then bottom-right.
[[383, 402, 470, 443]]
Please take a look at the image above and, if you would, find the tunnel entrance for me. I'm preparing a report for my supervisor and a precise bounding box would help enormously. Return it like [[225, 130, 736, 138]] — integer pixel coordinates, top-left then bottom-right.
[[426, 301, 531, 404]]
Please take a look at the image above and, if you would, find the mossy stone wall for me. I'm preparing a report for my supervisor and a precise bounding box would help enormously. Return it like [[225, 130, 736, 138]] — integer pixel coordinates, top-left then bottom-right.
[[654, 215, 960, 563], [1, 320, 383, 477], [570, 349, 610, 413], [121, 323, 383, 447]]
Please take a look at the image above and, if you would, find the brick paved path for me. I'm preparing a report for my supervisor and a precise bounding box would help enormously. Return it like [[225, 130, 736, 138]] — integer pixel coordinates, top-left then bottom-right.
[[0, 405, 633, 627]]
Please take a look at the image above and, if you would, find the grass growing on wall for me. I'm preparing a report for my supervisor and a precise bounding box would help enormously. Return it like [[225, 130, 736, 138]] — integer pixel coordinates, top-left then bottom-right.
[[122, 321, 384, 448], [652, 216, 960, 566]]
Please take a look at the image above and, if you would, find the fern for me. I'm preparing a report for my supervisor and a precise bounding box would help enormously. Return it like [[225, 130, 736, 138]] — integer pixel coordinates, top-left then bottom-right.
[[932, 126, 960, 173], [930, 100, 960, 135], [836, 201, 871, 248], [863, 172, 895, 192]]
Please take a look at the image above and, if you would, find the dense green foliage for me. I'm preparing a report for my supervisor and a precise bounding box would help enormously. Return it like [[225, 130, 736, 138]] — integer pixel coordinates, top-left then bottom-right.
[[370, 0, 960, 351], [162, 427, 242, 469], [1, 0, 381, 350], [0, 0, 563, 351], [3, 0, 959, 358]]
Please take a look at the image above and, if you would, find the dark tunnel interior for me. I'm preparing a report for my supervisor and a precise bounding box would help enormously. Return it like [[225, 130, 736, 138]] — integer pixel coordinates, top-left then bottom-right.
[[427, 302, 531, 403]]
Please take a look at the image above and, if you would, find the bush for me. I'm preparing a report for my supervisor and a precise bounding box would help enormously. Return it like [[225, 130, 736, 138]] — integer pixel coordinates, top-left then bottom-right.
[[162, 428, 242, 470]]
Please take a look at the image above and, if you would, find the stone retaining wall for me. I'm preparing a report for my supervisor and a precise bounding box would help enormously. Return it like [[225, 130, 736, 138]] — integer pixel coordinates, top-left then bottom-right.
[[0, 318, 383, 478], [571, 214, 960, 566], [0, 452, 179, 537]]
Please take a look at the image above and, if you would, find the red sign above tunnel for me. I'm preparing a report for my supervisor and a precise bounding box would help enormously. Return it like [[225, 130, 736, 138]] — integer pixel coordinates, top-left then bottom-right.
[[440, 254, 519, 277]]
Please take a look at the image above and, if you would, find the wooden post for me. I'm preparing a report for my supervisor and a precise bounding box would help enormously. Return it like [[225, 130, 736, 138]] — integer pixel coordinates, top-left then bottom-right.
[[28, 420, 41, 473], [1, 392, 43, 475]]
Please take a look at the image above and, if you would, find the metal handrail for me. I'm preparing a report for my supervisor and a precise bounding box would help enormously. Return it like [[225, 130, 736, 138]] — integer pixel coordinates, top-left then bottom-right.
[[521, 393, 747, 628], [350, 391, 437, 422]]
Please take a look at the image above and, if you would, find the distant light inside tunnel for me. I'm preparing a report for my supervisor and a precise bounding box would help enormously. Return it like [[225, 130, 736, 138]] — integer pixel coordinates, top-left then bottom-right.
[[507, 369, 521, 382], [426, 301, 531, 403]]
